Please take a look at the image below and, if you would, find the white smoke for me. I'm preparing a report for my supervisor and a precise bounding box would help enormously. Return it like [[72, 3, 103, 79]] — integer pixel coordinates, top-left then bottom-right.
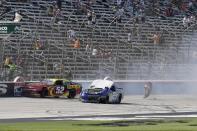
[[118, 31, 197, 95]]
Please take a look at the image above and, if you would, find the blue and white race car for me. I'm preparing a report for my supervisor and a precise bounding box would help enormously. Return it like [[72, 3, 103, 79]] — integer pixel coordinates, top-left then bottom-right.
[[80, 77, 124, 104]]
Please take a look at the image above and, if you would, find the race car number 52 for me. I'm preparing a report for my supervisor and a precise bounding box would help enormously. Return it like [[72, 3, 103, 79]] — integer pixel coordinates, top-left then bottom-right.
[[55, 86, 64, 94]]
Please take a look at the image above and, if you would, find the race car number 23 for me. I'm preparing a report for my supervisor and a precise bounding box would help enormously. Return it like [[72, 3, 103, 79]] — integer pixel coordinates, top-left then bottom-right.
[[55, 86, 65, 95]]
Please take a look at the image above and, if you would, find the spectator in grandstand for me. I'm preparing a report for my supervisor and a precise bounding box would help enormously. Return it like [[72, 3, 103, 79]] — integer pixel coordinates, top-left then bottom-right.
[[179, 2, 188, 13], [140, 0, 145, 7], [85, 43, 90, 52], [0, 6, 11, 17], [75, 0, 83, 15], [73, 38, 81, 48], [136, 25, 142, 40], [0, 0, 3, 6], [34, 39, 42, 50], [87, 11, 92, 25], [111, 4, 117, 14], [66, 69, 73, 80], [188, 0, 196, 12], [54, 8, 61, 24], [190, 14, 196, 24], [127, 32, 131, 42], [165, 5, 174, 17], [67, 29, 77, 46], [114, 8, 124, 23], [92, 11, 96, 25], [117, 0, 123, 8], [13, 11, 22, 22], [56, 0, 62, 10], [132, 25, 137, 38], [140, 8, 146, 23], [76, 0, 89, 15], [98, 49, 104, 58], [53, 63, 59, 71], [92, 48, 98, 56], [3, 56, 17, 81], [4, 56, 12, 68], [136, 8, 146, 23], [75, 0, 81, 7], [151, 32, 161, 45], [183, 15, 190, 27], [16, 55, 23, 67], [81, 4, 88, 14], [46, 6, 53, 17], [60, 63, 64, 76], [52, 1, 58, 15], [124, 0, 133, 16], [149, 0, 160, 15], [171, 0, 182, 9], [87, 0, 95, 7], [67, 29, 76, 41], [106, 50, 112, 59], [7, 63, 17, 81]]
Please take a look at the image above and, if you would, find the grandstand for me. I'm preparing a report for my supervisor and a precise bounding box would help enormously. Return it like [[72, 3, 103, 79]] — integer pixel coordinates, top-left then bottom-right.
[[0, 0, 196, 81]]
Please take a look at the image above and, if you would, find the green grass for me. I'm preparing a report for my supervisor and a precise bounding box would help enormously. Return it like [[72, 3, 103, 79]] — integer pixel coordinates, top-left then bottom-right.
[[0, 118, 197, 131]]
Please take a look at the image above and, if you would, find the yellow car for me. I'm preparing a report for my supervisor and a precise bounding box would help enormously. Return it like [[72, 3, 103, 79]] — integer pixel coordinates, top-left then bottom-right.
[[23, 79, 82, 98]]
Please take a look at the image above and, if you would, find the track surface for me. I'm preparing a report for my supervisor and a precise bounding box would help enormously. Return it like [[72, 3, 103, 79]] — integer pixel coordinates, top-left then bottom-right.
[[0, 95, 197, 122]]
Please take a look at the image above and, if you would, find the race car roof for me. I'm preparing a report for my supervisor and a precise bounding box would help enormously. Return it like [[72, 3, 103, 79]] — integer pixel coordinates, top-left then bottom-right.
[[90, 79, 114, 89], [41, 79, 70, 84]]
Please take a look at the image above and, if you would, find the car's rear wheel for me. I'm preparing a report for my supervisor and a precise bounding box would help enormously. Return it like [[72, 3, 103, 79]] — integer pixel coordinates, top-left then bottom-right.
[[67, 89, 76, 99], [40, 88, 48, 98]]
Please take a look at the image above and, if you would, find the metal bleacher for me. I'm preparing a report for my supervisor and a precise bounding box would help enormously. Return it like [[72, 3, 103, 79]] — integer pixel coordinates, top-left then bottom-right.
[[0, 0, 196, 81]]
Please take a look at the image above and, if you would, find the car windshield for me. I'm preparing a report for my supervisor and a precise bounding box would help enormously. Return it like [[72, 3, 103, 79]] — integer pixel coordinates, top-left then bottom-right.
[[55, 80, 63, 85], [88, 88, 103, 94]]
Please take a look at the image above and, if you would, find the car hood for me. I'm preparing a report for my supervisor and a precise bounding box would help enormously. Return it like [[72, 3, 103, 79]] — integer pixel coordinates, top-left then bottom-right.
[[90, 79, 114, 89]]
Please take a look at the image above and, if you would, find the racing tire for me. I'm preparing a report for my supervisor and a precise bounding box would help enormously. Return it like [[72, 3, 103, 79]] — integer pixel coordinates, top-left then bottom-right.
[[67, 89, 76, 99], [116, 94, 122, 104], [40, 88, 48, 98]]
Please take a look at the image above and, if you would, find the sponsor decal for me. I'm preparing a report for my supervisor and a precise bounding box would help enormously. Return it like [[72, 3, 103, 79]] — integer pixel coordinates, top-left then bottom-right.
[[55, 86, 65, 95], [0, 26, 7, 33], [0, 26, 7, 30]]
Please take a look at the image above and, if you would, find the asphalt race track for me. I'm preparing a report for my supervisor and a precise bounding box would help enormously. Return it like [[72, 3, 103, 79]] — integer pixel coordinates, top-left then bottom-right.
[[0, 95, 197, 122]]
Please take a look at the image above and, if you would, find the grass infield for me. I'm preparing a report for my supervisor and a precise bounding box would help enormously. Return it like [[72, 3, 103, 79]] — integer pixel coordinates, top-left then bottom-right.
[[0, 118, 197, 131]]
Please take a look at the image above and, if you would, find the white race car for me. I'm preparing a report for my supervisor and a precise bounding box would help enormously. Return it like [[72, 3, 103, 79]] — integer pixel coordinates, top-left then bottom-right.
[[80, 77, 124, 104]]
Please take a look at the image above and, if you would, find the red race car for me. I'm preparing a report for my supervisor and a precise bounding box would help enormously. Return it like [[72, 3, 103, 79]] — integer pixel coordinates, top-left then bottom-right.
[[23, 79, 82, 98]]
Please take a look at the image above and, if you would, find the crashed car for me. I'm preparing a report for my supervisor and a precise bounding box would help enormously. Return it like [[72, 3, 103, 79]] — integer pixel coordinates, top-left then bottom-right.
[[23, 79, 82, 98], [80, 77, 124, 104]]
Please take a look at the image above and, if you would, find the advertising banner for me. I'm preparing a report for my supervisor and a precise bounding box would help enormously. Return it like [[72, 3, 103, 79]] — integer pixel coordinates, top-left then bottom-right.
[[0, 82, 25, 97]]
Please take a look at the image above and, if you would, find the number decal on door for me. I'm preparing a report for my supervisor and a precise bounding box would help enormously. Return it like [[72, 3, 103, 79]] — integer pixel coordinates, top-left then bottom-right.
[[55, 86, 65, 95]]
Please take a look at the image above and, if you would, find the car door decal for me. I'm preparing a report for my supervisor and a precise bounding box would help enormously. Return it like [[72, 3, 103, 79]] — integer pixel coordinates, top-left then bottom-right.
[[55, 86, 65, 95]]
